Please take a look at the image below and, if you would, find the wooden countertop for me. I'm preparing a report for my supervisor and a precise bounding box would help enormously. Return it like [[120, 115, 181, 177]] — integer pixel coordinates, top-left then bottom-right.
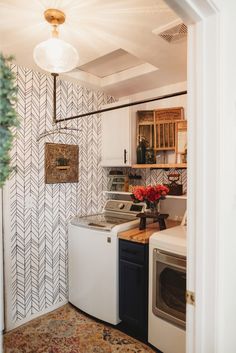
[[118, 220, 181, 244]]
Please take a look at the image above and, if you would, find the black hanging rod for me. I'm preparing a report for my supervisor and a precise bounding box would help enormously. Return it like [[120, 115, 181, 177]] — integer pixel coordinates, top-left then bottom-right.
[[51, 73, 187, 124]]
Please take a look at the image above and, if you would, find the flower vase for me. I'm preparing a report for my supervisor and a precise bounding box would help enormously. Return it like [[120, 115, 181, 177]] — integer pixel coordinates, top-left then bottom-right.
[[146, 200, 160, 215]]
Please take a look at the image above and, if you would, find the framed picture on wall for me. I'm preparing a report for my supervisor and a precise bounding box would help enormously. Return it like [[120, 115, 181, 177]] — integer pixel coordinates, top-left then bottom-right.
[[45, 143, 79, 184]]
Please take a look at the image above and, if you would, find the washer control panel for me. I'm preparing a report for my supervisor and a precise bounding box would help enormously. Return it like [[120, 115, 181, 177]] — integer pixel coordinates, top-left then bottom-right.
[[104, 200, 145, 214]]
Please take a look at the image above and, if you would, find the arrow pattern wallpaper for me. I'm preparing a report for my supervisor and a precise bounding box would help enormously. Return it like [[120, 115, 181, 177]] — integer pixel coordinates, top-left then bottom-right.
[[9, 65, 114, 324], [7, 65, 187, 327]]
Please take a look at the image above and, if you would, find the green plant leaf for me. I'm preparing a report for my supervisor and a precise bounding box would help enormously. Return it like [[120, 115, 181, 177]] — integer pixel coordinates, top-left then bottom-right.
[[0, 53, 19, 187]]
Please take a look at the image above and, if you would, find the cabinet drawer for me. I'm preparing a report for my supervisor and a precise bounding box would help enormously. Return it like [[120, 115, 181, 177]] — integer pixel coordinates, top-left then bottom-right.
[[119, 240, 146, 264]]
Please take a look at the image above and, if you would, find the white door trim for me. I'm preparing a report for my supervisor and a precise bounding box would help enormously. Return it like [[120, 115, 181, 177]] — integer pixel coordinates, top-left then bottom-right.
[[165, 1, 220, 353]]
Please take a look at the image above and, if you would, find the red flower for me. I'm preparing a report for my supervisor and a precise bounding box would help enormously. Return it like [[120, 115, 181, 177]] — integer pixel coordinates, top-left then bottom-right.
[[132, 184, 169, 203], [132, 186, 147, 201]]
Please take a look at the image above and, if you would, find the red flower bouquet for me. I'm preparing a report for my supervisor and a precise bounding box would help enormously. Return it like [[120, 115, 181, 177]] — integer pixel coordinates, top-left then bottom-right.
[[131, 184, 169, 212]]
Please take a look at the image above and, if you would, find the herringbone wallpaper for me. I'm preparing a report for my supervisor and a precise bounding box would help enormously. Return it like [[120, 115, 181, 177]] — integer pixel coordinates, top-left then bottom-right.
[[7, 65, 187, 326], [9, 65, 113, 324]]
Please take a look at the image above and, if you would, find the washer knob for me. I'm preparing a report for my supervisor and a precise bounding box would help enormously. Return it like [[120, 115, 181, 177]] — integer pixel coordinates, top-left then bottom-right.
[[118, 203, 125, 210]]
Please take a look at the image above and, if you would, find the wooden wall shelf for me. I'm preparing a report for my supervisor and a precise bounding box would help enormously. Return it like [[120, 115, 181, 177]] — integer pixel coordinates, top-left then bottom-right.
[[131, 163, 187, 169]]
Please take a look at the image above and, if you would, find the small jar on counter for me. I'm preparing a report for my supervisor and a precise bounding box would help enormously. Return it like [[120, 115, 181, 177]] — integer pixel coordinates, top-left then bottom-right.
[[145, 148, 155, 164]]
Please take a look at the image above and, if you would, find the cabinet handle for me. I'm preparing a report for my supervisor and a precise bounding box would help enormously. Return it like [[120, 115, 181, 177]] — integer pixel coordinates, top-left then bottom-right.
[[124, 149, 127, 164]]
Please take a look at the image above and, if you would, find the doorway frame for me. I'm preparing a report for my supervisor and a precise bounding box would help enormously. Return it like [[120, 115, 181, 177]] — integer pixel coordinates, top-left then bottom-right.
[[0, 0, 222, 350], [165, 1, 220, 352]]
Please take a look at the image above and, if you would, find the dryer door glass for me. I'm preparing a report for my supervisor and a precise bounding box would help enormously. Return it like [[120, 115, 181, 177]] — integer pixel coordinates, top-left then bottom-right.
[[152, 249, 186, 329]]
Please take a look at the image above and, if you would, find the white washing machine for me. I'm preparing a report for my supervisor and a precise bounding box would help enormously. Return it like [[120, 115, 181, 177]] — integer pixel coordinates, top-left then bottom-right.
[[149, 224, 187, 353], [68, 199, 145, 325]]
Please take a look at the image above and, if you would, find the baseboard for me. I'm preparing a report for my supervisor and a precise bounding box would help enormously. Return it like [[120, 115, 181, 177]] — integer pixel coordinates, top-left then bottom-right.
[[5, 299, 68, 332]]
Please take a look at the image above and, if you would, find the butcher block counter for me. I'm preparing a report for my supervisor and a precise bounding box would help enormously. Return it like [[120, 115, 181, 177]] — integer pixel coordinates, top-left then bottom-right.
[[118, 219, 181, 244]]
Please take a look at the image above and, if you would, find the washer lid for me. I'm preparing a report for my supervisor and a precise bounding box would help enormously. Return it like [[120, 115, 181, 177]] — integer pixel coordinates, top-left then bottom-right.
[[150, 225, 187, 256], [70, 213, 137, 230]]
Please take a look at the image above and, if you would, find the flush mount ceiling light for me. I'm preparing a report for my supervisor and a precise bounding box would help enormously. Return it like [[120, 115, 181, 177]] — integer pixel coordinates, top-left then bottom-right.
[[33, 8, 79, 73]]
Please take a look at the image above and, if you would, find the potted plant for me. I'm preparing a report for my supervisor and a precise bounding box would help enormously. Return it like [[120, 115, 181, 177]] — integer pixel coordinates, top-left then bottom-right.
[[0, 54, 18, 187]]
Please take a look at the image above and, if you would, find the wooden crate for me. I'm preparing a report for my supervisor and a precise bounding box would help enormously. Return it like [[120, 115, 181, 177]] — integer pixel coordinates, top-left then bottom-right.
[[154, 120, 177, 151], [137, 110, 154, 124], [136, 108, 186, 159], [176, 120, 187, 162], [137, 111, 154, 148], [154, 107, 184, 122]]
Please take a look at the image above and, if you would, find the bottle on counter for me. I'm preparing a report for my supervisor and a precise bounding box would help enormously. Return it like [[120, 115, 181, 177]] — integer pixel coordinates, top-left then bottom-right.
[[136, 137, 146, 164]]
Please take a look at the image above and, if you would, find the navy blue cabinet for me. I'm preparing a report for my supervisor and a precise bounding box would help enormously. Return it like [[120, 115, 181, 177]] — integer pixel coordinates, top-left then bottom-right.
[[119, 239, 149, 341]]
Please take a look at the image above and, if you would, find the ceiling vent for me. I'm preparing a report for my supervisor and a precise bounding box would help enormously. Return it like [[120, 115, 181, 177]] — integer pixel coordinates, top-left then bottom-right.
[[158, 23, 187, 43]]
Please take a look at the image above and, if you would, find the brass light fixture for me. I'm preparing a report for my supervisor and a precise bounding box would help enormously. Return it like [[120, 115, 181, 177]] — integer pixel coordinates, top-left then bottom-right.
[[33, 9, 79, 73]]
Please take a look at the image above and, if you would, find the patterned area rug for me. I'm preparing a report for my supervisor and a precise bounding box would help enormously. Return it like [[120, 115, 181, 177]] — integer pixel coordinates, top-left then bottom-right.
[[4, 304, 156, 353]]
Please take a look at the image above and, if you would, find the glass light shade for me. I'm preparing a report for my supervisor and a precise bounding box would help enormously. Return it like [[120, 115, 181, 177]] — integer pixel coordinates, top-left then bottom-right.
[[33, 37, 79, 73]]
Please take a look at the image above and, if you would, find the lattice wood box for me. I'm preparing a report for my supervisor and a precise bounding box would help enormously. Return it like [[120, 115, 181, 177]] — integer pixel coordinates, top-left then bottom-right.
[[137, 107, 186, 153], [45, 143, 79, 184], [154, 107, 184, 122]]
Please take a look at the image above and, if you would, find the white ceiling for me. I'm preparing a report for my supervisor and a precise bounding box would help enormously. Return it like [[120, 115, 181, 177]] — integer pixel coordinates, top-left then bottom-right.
[[0, 0, 187, 98], [79, 49, 146, 78]]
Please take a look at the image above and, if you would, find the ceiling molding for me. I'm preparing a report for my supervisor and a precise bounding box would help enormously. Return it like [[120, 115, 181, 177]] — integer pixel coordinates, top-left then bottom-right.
[[101, 63, 158, 87]]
